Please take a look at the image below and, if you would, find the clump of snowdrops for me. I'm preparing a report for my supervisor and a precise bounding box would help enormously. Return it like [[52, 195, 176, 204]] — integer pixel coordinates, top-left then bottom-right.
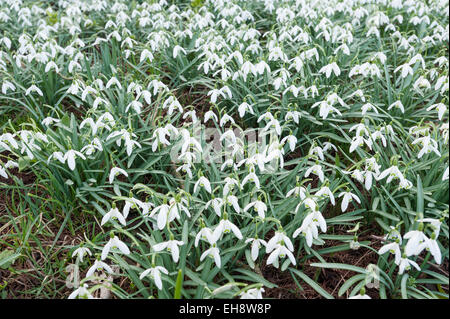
[[0, 0, 448, 299]]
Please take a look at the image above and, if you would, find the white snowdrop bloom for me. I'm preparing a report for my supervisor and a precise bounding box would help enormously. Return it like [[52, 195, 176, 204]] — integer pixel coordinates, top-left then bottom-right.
[[241, 172, 260, 190], [162, 96, 183, 115], [286, 185, 307, 199], [153, 239, 184, 263], [195, 227, 215, 247], [244, 200, 267, 219], [86, 259, 114, 278], [245, 238, 267, 261], [139, 266, 168, 290], [378, 242, 402, 265], [219, 114, 235, 127], [240, 287, 264, 299], [213, 217, 243, 241], [398, 257, 420, 275], [25, 84, 43, 96], [101, 234, 130, 260], [338, 191, 361, 212], [266, 231, 294, 254], [285, 111, 301, 123], [377, 165, 405, 184], [106, 76, 122, 89], [2, 80, 16, 94], [319, 62, 341, 78], [305, 164, 325, 183], [194, 176, 212, 194], [204, 110, 218, 123], [443, 167, 449, 181], [101, 206, 126, 226], [266, 243, 296, 266], [68, 284, 94, 299], [281, 135, 297, 152], [311, 101, 342, 119], [238, 101, 254, 118], [108, 167, 128, 184], [140, 49, 154, 62], [404, 230, 428, 257], [394, 63, 413, 79], [348, 292, 371, 299], [182, 110, 198, 123], [1, 165, 9, 179], [361, 103, 378, 115], [315, 186, 335, 205], [412, 135, 441, 158], [125, 100, 143, 114], [41, 117, 60, 126], [426, 103, 447, 120], [63, 149, 86, 171], [107, 129, 142, 156], [205, 198, 224, 217], [173, 45, 186, 58], [44, 61, 59, 73], [200, 243, 221, 268], [149, 203, 170, 230]]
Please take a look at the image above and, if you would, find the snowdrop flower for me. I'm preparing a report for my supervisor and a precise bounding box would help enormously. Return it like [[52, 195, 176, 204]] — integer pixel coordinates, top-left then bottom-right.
[[377, 165, 405, 184], [200, 243, 221, 268], [267, 243, 296, 266], [213, 216, 243, 241], [245, 238, 267, 261], [68, 284, 94, 299], [398, 257, 420, 275], [293, 210, 327, 247], [204, 110, 218, 123], [266, 231, 294, 254], [101, 205, 126, 226], [242, 172, 261, 190], [361, 103, 378, 115], [281, 135, 297, 152], [1, 80, 15, 94], [394, 63, 413, 79], [315, 185, 335, 205], [72, 246, 92, 262], [42, 117, 60, 126], [240, 287, 264, 299], [244, 200, 267, 219], [338, 191, 361, 212], [25, 84, 43, 96], [319, 62, 341, 78], [388, 101, 405, 113], [139, 266, 168, 290], [173, 45, 186, 58], [63, 149, 86, 171], [378, 242, 402, 264], [305, 164, 325, 183], [153, 239, 184, 263], [238, 101, 254, 118], [412, 135, 441, 158], [286, 185, 306, 199], [140, 49, 154, 63], [219, 114, 235, 127], [194, 176, 212, 194], [108, 167, 128, 184], [426, 103, 447, 120], [101, 234, 130, 260], [205, 198, 224, 217], [404, 230, 428, 257], [86, 259, 114, 278], [195, 226, 215, 247], [0, 165, 8, 179]]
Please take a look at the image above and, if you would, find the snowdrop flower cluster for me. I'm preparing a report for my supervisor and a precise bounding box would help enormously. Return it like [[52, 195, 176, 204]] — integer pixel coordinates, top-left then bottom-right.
[[0, 0, 448, 300]]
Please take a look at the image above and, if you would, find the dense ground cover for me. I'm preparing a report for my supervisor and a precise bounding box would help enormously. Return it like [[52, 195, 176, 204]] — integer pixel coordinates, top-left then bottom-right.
[[0, 0, 448, 299]]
